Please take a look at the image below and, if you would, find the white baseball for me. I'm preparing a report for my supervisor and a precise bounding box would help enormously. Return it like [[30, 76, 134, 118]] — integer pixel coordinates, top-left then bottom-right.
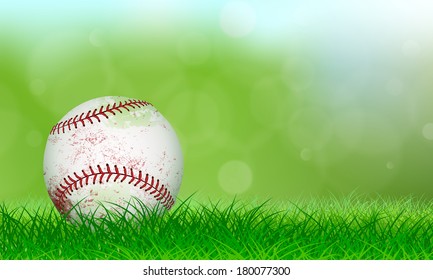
[[43, 96, 183, 220]]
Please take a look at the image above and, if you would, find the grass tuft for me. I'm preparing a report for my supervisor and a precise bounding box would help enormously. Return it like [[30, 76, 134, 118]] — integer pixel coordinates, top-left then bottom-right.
[[1, 195, 433, 260]]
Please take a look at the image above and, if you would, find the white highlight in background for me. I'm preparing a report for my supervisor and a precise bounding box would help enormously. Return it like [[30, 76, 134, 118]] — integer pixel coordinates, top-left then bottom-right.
[[422, 123, 433, 140], [89, 29, 104, 47], [300, 148, 313, 161], [387, 161, 395, 170], [220, 1, 256, 38]]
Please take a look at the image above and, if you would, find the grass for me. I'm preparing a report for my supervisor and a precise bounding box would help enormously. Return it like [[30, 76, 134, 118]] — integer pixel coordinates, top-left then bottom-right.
[[1, 194, 433, 260]]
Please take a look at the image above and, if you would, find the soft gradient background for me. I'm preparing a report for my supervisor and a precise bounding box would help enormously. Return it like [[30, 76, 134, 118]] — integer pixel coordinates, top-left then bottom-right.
[[1, 0, 433, 202]]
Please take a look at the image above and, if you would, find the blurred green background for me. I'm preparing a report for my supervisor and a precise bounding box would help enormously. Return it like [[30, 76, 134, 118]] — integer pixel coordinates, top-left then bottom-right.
[[1, 0, 433, 202]]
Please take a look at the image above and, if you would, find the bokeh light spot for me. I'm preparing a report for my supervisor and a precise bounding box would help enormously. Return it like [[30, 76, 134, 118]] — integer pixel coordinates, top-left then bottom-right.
[[422, 123, 433, 140], [220, 1, 256, 38], [218, 160, 253, 194], [300, 148, 312, 161], [89, 29, 104, 47], [386, 161, 395, 170]]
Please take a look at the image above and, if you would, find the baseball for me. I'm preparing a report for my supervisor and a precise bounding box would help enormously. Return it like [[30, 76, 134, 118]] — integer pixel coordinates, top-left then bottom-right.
[[43, 96, 183, 220]]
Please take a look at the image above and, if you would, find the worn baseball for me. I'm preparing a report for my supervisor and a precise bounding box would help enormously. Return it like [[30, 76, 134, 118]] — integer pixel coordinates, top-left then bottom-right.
[[43, 96, 183, 220]]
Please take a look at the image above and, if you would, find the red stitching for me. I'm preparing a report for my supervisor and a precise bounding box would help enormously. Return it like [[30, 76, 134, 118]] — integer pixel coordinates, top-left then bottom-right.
[[50, 99, 152, 135], [53, 163, 175, 213]]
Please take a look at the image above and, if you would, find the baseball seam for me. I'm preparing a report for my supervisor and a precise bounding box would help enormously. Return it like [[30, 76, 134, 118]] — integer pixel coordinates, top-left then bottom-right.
[[50, 99, 152, 135], [54, 163, 175, 213]]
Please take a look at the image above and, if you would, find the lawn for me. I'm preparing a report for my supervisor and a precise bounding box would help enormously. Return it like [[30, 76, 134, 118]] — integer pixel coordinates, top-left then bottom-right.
[[1, 194, 433, 260]]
